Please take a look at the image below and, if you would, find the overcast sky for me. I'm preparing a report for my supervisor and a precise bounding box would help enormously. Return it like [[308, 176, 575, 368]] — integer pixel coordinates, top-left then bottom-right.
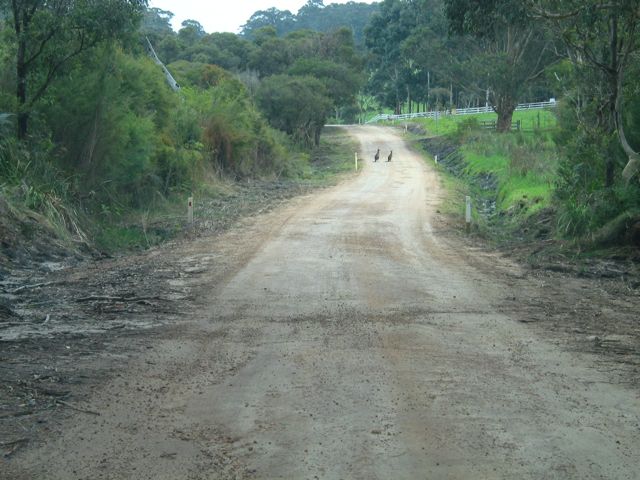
[[148, 0, 378, 34]]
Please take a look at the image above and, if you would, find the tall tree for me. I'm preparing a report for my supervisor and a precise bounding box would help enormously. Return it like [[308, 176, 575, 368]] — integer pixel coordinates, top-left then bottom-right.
[[240, 8, 297, 38], [178, 19, 206, 48], [527, 0, 640, 184], [365, 0, 421, 114], [444, 0, 557, 131], [256, 74, 331, 147], [2, 0, 147, 139], [241, 1, 378, 46], [140, 7, 174, 45]]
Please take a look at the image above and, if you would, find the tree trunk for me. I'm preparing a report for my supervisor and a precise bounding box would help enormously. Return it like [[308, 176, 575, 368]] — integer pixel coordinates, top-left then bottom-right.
[[615, 64, 640, 183], [494, 94, 517, 133], [605, 13, 619, 188], [17, 112, 28, 140], [496, 107, 515, 132], [16, 32, 28, 139]]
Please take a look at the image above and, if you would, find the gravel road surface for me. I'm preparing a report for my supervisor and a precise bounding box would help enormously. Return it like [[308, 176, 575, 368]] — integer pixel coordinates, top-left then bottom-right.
[[5, 126, 639, 479]]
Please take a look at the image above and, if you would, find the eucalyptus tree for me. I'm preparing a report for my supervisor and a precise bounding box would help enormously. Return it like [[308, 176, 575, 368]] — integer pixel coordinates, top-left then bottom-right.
[[240, 8, 297, 39], [526, 0, 640, 184], [2, 0, 147, 139], [256, 75, 332, 147], [365, 0, 422, 114], [443, 0, 558, 131]]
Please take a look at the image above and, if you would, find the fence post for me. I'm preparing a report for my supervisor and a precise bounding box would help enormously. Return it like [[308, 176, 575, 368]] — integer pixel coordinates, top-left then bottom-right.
[[188, 196, 194, 226], [465, 196, 472, 232]]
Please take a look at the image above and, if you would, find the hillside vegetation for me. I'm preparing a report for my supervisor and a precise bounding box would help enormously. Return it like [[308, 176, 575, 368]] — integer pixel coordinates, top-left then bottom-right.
[[1, 0, 640, 268], [0, 1, 366, 267]]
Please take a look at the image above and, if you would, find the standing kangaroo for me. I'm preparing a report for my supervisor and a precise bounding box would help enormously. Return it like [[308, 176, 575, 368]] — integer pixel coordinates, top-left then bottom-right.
[[374, 148, 380, 162], [387, 150, 393, 162]]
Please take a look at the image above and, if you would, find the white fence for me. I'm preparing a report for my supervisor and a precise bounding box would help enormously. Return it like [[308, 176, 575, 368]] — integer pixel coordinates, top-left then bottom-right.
[[366, 100, 557, 124]]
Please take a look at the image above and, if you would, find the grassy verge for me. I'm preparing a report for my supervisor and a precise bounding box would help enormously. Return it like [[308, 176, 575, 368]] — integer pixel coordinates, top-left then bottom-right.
[[414, 119, 559, 244], [461, 131, 558, 214], [305, 126, 359, 183], [0, 127, 360, 260]]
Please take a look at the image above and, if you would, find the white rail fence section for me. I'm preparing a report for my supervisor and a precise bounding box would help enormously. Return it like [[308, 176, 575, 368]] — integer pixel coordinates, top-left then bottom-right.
[[366, 100, 557, 124]]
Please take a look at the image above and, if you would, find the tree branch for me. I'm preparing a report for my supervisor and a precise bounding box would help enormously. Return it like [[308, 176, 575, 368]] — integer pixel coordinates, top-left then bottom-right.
[[26, 31, 95, 110], [527, 1, 620, 20], [24, 27, 59, 67]]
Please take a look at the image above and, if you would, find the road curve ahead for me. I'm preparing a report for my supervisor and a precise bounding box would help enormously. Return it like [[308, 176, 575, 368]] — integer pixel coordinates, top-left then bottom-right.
[[8, 126, 639, 479]]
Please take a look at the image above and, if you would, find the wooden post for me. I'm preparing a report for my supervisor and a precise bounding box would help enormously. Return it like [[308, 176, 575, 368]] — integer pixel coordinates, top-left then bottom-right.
[[465, 196, 472, 232], [188, 196, 194, 225]]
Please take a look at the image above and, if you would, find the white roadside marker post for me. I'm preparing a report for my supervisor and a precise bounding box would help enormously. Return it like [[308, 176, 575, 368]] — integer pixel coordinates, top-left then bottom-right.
[[465, 196, 472, 233], [355, 152, 358, 171], [435, 154, 438, 164], [188, 196, 194, 226]]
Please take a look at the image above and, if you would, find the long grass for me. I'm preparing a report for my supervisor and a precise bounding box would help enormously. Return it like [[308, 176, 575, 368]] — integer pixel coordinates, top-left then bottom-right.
[[1, 136, 89, 246], [399, 109, 557, 136], [463, 131, 558, 216]]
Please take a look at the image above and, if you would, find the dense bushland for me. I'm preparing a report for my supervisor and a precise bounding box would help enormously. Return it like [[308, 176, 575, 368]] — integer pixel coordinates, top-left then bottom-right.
[[0, 2, 366, 257]]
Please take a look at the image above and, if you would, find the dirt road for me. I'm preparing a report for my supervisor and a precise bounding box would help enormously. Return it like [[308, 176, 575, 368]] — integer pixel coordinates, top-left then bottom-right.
[[5, 126, 639, 479]]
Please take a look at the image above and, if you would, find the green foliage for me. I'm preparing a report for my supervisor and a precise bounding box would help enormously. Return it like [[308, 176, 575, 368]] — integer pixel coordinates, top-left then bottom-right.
[[460, 131, 559, 213], [554, 123, 631, 237], [453, 116, 481, 138], [550, 89, 640, 240], [365, 0, 424, 113], [248, 35, 292, 77], [241, 8, 297, 38], [527, 1, 640, 186], [240, 1, 379, 46], [140, 7, 174, 46], [256, 75, 332, 148], [38, 48, 177, 207], [288, 58, 364, 110], [365, 0, 558, 125], [0, 134, 86, 243], [0, 2, 370, 253], [4, 0, 148, 138], [169, 61, 231, 89], [445, 0, 529, 36]]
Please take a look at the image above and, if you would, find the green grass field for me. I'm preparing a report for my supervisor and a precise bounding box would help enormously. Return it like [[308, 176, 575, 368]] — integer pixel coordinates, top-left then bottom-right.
[[405, 109, 557, 136]]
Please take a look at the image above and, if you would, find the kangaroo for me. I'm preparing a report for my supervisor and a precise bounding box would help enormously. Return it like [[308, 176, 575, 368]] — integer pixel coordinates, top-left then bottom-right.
[[374, 148, 380, 162], [387, 150, 393, 162]]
